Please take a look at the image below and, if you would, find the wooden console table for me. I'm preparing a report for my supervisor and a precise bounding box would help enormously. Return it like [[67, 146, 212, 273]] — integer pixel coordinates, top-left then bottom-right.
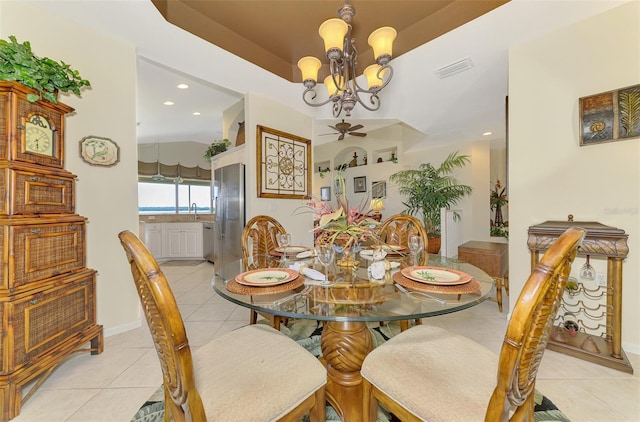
[[458, 241, 508, 312], [527, 219, 632, 373]]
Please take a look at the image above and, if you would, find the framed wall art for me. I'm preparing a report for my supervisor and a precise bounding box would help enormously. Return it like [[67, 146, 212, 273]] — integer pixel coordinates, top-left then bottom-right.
[[354, 176, 367, 193], [580, 84, 640, 146], [79, 136, 120, 167], [320, 186, 331, 201], [372, 180, 386, 198], [257, 125, 311, 199]]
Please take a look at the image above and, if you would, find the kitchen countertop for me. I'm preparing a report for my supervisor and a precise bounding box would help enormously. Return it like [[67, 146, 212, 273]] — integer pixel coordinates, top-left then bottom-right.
[[139, 214, 214, 223]]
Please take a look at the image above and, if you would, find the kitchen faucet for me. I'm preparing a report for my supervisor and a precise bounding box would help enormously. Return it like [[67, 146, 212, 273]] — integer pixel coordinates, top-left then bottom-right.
[[191, 202, 198, 220]]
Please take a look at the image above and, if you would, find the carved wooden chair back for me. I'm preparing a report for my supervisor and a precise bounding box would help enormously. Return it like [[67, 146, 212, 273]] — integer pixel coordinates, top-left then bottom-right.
[[242, 215, 286, 270], [118, 230, 205, 421], [241, 215, 288, 328], [379, 214, 428, 264], [486, 226, 585, 420]]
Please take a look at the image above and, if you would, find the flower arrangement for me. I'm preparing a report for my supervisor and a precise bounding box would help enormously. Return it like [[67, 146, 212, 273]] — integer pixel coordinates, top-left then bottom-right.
[[490, 179, 508, 239], [302, 172, 380, 248]]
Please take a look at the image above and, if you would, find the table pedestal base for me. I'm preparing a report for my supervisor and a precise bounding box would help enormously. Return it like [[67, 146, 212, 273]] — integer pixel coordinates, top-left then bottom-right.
[[321, 321, 373, 422]]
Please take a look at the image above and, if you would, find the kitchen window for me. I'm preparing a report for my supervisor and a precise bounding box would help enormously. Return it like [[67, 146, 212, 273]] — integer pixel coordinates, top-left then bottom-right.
[[138, 180, 211, 214]]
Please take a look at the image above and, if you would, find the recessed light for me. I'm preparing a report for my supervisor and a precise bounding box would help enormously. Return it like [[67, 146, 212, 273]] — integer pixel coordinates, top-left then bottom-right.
[[177, 84, 189, 89], [163, 101, 174, 106], [482, 131, 493, 136], [192, 112, 201, 116]]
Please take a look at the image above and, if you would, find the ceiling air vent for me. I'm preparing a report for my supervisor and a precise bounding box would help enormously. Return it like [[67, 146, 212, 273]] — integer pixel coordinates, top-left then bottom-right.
[[434, 57, 474, 79]]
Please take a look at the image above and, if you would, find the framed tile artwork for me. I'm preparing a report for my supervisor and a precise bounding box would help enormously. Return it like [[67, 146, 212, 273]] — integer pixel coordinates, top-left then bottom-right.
[[580, 84, 640, 146], [257, 125, 311, 199], [354, 176, 366, 193], [372, 181, 386, 198]]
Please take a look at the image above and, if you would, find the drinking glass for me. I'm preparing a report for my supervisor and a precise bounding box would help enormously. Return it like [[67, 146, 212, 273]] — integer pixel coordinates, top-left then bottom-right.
[[276, 233, 291, 250], [315, 244, 335, 282], [408, 235, 424, 267], [277, 233, 292, 262]]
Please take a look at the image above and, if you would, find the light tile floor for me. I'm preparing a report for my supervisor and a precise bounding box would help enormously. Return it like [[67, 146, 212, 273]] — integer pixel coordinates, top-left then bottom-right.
[[13, 262, 640, 421]]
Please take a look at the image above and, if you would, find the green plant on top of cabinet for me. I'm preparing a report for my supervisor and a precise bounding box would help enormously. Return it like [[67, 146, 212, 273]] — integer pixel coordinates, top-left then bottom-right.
[[0, 36, 91, 103]]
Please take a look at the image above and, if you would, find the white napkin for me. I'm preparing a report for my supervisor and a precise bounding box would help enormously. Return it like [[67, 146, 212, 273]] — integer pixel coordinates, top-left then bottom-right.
[[288, 262, 326, 281], [296, 250, 314, 258]]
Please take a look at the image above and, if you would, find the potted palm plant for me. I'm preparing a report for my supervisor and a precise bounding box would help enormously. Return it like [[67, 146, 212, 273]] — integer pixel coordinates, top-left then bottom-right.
[[389, 151, 472, 253], [0, 36, 90, 103]]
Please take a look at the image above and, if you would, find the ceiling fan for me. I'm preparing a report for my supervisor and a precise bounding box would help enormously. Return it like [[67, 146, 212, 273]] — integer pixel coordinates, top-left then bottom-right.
[[321, 120, 367, 141]]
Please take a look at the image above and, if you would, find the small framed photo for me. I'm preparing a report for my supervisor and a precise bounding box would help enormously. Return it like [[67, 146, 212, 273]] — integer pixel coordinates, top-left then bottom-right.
[[320, 186, 331, 201], [354, 176, 367, 193], [372, 181, 386, 198]]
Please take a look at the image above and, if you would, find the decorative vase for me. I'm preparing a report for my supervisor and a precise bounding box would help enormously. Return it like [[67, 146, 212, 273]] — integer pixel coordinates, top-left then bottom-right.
[[235, 121, 245, 146], [494, 206, 504, 226]]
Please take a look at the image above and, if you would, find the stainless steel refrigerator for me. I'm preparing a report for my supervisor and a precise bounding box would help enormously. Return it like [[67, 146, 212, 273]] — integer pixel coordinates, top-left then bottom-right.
[[212, 163, 245, 279]]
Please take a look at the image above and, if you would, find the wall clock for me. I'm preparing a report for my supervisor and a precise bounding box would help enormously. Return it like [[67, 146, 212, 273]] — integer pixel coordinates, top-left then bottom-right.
[[79, 136, 120, 167], [24, 114, 55, 157]]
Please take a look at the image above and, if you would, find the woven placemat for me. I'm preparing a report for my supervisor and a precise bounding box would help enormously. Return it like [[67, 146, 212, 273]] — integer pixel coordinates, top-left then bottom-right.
[[225, 276, 305, 295], [393, 272, 481, 295]]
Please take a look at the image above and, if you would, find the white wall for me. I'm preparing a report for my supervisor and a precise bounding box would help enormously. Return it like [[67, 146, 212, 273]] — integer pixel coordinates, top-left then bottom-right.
[[509, 1, 640, 353], [0, 3, 141, 334], [244, 93, 316, 247]]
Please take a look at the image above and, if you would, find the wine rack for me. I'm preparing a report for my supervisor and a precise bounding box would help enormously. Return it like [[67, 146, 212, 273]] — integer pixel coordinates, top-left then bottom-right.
[[527, 218, 632, 374]]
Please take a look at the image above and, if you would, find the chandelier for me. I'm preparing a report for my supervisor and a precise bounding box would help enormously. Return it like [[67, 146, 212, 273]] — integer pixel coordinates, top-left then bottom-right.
[[297, 1, 396, 117]]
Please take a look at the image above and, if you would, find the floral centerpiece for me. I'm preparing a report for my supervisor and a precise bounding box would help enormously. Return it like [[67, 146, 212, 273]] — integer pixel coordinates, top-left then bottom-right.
[[301, 172, 381, 261]]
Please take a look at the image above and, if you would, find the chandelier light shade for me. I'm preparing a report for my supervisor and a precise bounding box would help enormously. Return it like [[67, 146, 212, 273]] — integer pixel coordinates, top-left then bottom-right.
[[298, 0, 396, 117], [298, 56, 322, 83], [319, 18, 349, 56], [324, 75, 343, 96], [363, 64, 387, 89], [368, 27, 397, 64]]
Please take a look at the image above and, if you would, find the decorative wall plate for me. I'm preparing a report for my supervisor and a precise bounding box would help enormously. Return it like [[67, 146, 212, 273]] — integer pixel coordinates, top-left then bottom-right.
[[79, 136, 120, 167]]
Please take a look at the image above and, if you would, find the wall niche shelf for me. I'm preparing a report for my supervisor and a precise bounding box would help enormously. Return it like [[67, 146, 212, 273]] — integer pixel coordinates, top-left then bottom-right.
[[315, 160, 330, 173], [373, 147, 398, 164], [334, 146, 367, 169]]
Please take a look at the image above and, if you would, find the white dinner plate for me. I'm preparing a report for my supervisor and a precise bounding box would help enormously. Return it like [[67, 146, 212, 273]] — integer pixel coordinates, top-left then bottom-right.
[[400, 266, 472, 286], [235, 268, 299, 287]]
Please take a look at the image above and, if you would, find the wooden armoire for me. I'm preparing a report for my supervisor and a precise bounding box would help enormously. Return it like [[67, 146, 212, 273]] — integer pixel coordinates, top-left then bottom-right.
[[0, 82, 103, 420]]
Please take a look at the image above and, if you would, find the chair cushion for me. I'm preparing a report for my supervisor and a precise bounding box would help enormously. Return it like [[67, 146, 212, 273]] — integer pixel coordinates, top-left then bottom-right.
[[361, 325, 497, 421], [193, 324, 326, 421]]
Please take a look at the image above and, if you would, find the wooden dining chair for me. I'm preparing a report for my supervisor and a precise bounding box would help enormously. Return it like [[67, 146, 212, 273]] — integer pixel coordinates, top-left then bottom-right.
[[360, 227, 585, 421], [379, 214, 429, 331], [241, 215, 288, 329], [118, 230, 326, 422], [378, 214, 428, 259]]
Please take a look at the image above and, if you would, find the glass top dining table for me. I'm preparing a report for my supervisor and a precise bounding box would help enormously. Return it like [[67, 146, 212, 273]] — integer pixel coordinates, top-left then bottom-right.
[[212, 251, 495, 421]]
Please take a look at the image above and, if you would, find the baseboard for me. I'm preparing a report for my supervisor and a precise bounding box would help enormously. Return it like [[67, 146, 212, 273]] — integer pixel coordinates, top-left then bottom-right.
[[104, 319, 142, 338]]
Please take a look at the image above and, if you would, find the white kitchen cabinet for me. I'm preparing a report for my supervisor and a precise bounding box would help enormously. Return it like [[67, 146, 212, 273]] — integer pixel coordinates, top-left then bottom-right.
[[141, 223, 163, 258], [163, 223, 203, 258]]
